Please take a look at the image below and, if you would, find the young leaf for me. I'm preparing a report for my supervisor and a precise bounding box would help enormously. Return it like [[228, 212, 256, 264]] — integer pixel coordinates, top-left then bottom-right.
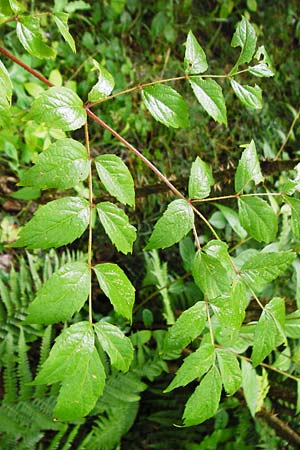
[[235, 140, 264, 192], [231, 16, 257, 73], [145, 199, 194, 250], [53, 12, 76, 53], [183, 366, 222, 426], [189, 78, 227, 125], [95, 154, 135, 207], [248, 63, 274, 78], [238, 196, 277, 243], [96, 202, 136, 254], [216, 349, 242, 395], [30, 86, 86, 131], [252, 297, 286, 367], [12, 197, 89, 249], [16, 17, 56, 59], [214, 204, 247, 239], [142, 84, 189, 128], [88, 60, 115, 102], [0, 60, 13, 110], [94, 321, 134, 372], [184, 30, 208, 74], [26, 262, 90, 324], [231, 80, 262, 110], [19, 138, 90, 190], [188, 156, 214, 199], [241, 360, 269, 417], [94, 263, 135, 321]]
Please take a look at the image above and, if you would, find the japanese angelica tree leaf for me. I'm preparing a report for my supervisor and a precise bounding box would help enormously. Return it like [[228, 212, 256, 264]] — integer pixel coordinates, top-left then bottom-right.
[[94, 321, 134, 372], [30, 86, 86, 131], [0, 60, 12, 110], [234, 140, 263, 193], [19, 139, 89, 190], [183, 365, 222, 426], [184, 30, 208, 74], [188, 156, 214, 199], [94, 263, 135, 322], [231, 80, 262, 110], [142, 84, 189, 128], [95, 154, 135, 207], [53, 12, 76, 53], [26, 262, 90, 324], [231, 16, 257, 73], [88, 59, 115, 102], [145, 199, 194, 250], [164, 343, 215, 392], [216, 349, 242, 395], [189, 78, 227, 125], [12, 197, 89, 249], [96, 202, 136, 254], [242, 360, 269, 417], [238, 196, 277, 243], [251, 297, 286, 367], [248, 63, 274, 78], [214, 204, 247, 239], [285, 196, 300, 239], [16, 17, 56, 59]]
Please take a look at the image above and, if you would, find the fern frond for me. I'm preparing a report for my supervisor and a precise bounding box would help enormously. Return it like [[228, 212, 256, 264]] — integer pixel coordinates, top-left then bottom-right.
[[2, 334, 18, 402], [17, 328, 33, 400], [47, 424, 68, 450], [60, 424, 81, 450], [0, 277, 13, 316], [35, 325, 52, 398]]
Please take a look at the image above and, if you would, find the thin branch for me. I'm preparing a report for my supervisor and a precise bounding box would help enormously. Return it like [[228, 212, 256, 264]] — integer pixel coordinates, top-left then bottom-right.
[[84, 121, 93, 325], [275, 107, 300, 161]]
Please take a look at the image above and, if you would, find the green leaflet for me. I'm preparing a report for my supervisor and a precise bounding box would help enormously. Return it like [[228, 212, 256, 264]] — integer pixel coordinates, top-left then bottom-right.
[[216, 349, 242, 395], [26, 262, 90, 324], [30, 86, 86, 131], [16, 16, 56, 59], [95, 154, 135, 207], [94, 321, 134, 372], [231, 80, 262, 110], [238, 196, 277, 243], [249, 63, 274, 78], [188, 156, 214, 199], [53, 12, 76, 53], [145, 199, 194, 250], [231, 16, 257, 73], [19, 138, 90, 190], [183, 365, 222, 426], [214, 204, 247, 239], [12, 197, 89, 249], [88, 60, 115, 102], [184, 30, 208, 74], [0, 60, 13, 110], [234, 140, 264, 193], [285, 196, 300, 239], [142, 84, 189, 128], [251, 297, 286, 367], [285, 310, 300, 339], [164, 343, 215, 392], [96, 202, 136, 254], [242, 360, 269, 417], [189, 78, 227, 125], [94, 263, 135, 322]]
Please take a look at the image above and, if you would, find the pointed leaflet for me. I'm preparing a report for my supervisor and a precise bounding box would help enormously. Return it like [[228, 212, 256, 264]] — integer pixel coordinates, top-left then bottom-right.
[[26, 262, 90, 324], [145, 199, 194, 250], [0, 60, 12, 110], [94, 263, 135, 322], [216, 349, 242, 395], [231, 16, 257, 73], [238, 196, 277, 243], [285, 310, 300, 339], [142, 84, 189, 128], [183, 365, 222, 426], [19, 139, 90, 190], [16, 17, 56, 59], [96, 202, 136, 254], [94, 321, 134, 372], [242, 360, 269, 417], [235, 140, 263, 192], [95, 154, 135, 207], [249, 63, 274, 78], [189, 78, 227, 125], [88, 59, 115, 102], [53, 12, 76, 53], [285, 196, 300, 239], [12, 197, 89, 249], [30, 87, 86, 131], [184, 31, 208, 74], [231, 80, 262, 110], [214, 204, 247, 239], [188, 156, 214, 199]]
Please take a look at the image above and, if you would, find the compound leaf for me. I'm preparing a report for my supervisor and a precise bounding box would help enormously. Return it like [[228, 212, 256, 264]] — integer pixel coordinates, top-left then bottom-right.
[[16, 16, 56, 59], [189, 78, 227, 125], [231, 80, 262, 110], [235, 140, 263, 192], [238, 196, 277, 243], [184, 30, 208, 74], [231, 16, 257, 73], [188, 156, 214, 199], [0, 59, 12, 110]]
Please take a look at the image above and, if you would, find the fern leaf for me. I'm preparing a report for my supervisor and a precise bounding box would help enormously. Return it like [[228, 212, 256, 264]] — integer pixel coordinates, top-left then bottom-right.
[[17, 328, 33, 400], [3, 334, 18, 402], [0, 278, 13, 316], [35, 326, 52, 398]]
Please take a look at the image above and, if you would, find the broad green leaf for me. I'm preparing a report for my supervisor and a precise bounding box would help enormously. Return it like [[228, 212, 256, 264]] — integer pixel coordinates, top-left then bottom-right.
[[231, 16, 257, 73], [26, 262, 90, 324], [8, 0, 24, 13], [12, 197, 89, 249], [145, 199, 194, 250], [183, 366, 222, 426], [189, 78, 227, 125], [0, 60, 12, 110], [30, 87, 86, 131], [53, 12, 76, 53], [204, 240, 236, 281], [241, 360, 269, 417], [179, 236, 196, 272], [142, 84, 189, 128], [16, 17, 56, 59], [241, 251, 295, 287], [248, 63, 274, 78], [95, 154, 135, 207], [0, 0, 13, 16], [19, 138, 89, 190], [235, 140, 264, 192], [88, 59, 115, 102], [238, 196, 277, 243], [94, 321, 134, 372], [281, 164, 300, 195], [184, 30, 208, 74], [188, 156, 214, 199], [216, 349, 242, 395], [164, 343, 215, 392], [252, 297, 286, 367], [96, 202, 136, 254], [273, 346, 291, 371], [214, 204, 247, 239], [94, 263, 135, 321], [231, 80, 262, 110], [285, 196, 300, 239], [285, 310, 300, 338]]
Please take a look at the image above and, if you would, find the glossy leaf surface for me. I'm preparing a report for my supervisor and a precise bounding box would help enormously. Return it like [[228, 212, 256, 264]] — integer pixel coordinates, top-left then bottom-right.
[[0, 60, 12, 110], [188, 156, 214, 199], [216, 349, 242, 395], [235, 140, 263, 192], [231, 16, 257, 73], [184, 30, 208, 74], [53, 12, 76, 52], [238, 196, 277, 243], [231, 80, 262, 110], [189, 78, 227, 125], [88, 60, 115, 102], [16, 17, 56, 59]]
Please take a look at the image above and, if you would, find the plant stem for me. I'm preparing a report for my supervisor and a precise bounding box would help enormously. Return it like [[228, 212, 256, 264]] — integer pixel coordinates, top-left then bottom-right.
[[206, 300, 214, 345], [84, 121, 93, 325], [192, 224, 201, 250], [191, 192, 282, 204], [275, 107, 300, 161]]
